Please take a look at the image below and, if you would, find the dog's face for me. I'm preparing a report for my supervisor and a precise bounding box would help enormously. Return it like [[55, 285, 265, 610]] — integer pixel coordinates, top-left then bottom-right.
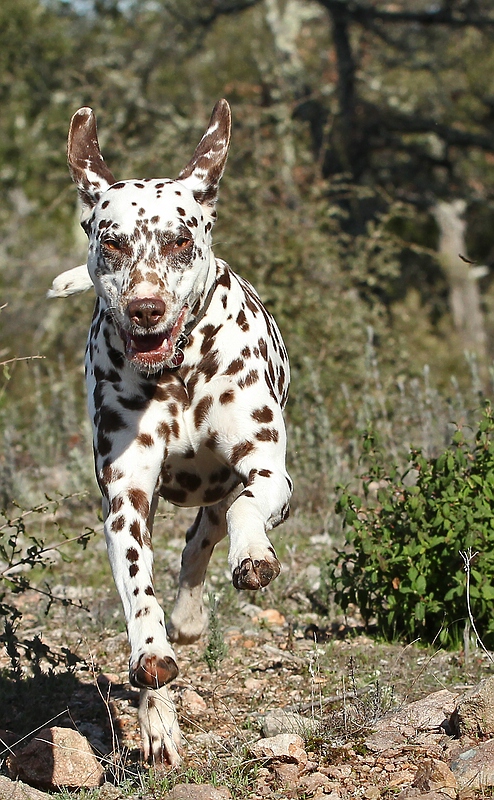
[[86, 178, 214, 372], [68, 101, 231, 373]]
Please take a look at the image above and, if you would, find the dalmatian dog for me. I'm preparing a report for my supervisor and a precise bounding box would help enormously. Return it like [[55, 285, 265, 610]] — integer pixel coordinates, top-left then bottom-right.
[[50, 100, 292, 765]]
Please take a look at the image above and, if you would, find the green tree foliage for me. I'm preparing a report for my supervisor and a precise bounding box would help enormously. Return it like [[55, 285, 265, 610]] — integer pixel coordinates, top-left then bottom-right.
[[1, 0, 494, 462], [329, 403, 494, 648]]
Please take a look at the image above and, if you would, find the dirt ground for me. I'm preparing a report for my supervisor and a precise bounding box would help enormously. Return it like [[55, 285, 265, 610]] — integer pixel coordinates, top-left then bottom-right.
[[1, 503, 493, 798]]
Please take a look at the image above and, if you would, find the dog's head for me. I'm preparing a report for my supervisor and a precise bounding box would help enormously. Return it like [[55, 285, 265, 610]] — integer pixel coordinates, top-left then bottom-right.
[[67, 100, 231, 373]]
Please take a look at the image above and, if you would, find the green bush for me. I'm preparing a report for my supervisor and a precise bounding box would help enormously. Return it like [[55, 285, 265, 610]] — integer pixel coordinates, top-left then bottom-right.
[[328, 402, 494, 648]]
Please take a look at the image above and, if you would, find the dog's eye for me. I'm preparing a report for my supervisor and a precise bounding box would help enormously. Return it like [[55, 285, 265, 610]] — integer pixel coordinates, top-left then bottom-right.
[[102, 239, 121, 253], [174, 237, 191, 250]]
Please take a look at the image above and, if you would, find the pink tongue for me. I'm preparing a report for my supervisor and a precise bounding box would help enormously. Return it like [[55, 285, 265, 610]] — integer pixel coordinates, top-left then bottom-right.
[[130, 333, 169, 354]]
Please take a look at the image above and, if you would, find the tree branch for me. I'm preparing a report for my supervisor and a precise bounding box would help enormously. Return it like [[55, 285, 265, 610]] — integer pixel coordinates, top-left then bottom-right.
[[317, 0, 494, 29]]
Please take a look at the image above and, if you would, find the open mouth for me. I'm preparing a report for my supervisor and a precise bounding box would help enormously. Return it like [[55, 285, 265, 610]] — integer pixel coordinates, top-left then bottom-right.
[[121, 307, 188, 372]]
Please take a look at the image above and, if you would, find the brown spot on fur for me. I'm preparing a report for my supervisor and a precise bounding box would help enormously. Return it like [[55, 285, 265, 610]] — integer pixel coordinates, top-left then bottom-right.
[[128, 488, 150, 518], [111, 515, 125, 532], [130, 520, 143, 545], [97, 432, 112, 456], [110, 495, 124, 514], [176, 471, 202, 491], [145, 586, 155, 596], [126, 547, 139, 562], [225, 358, 243, 376], [258, 469, 273, 478], [119, 395, 149, 411], [255, 428, 279, 443], [217, 269, 231, 289], [137, 433, 154, 448], [231, 440, 255, 464], [130, 564, 139, 577], [203, 485, 228, 504], [238, 369, 258, 389], [236, 310, 249, 331], [194, 395, 213, 428], [186, 508, 203, 542], [210, 466, 231, 484], [157, 421, 171, 440], [252, 406, 274, 424], [161, 486, 188, 503], [220, 390, 235, 404], [205, 431, 219, 451], [206, 507, 220, 526], [102, 465, 124, 484]]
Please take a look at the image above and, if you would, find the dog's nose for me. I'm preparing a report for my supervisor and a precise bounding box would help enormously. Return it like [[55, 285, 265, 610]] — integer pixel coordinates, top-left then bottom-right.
[[127, 298, 166, 329]]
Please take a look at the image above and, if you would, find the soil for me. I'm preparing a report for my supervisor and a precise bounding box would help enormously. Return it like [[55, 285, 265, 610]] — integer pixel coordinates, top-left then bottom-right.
[[1, 503, 493, 798]]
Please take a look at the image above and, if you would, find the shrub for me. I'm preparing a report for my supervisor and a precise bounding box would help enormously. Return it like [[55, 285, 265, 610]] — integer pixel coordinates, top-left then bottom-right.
[[328, 402, 494, 648]]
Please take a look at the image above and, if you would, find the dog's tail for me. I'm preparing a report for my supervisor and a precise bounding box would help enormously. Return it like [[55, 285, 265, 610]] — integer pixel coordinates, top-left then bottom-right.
[[47, 264, 93, 298]]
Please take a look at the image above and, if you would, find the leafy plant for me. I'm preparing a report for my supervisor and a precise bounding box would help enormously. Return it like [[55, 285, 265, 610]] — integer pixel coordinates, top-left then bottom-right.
[[202, 592, 227, 672], [328, 401, 494, 648]]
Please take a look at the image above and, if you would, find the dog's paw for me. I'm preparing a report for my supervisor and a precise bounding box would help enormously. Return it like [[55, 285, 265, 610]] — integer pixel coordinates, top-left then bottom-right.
[[232, 554, 280, 590], [139, 687, 182, 766], [130, 654, 178, 689]]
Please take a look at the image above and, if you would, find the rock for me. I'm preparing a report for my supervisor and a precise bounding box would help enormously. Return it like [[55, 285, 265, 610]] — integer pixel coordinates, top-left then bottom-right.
[[376, 690, 458, 736], [412, 758, 457, 798], [250, 734, 308, 766], [261, 710, 319, 738], [363, 788, 381, 800], [272, 763, 300, 787], [0, 775, 51, 800], [181, 689, 207, 716], [398, 791, 455, 800], [450, 676, 494, 737], [97, 785, 124, 800], [364, 729, 406, 753], [450, 738, 494, 789], [298, 771, 332, 795], [165, 784, 231, 800], [252, 609, 286, 627], [7, 726, 105, 790]]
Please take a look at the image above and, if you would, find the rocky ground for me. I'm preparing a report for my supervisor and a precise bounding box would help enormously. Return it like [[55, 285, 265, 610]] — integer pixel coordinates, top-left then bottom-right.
[[2, 505, 494, 799]]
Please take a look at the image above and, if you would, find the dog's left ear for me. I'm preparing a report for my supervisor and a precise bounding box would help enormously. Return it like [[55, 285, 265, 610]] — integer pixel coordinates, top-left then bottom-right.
[[177, 99, 231, 215], [67, 107, 116, 216]]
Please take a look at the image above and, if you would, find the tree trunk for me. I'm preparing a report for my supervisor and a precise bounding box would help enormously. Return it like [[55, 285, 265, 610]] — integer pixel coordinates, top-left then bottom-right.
[[432, 199, 487, 360]]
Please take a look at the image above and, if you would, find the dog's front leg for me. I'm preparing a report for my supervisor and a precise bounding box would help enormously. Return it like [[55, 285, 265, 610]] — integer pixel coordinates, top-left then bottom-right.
[[97, 437, 182, 764]]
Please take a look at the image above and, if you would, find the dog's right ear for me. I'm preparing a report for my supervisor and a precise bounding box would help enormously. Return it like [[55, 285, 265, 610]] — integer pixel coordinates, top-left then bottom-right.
[[67, 108, 116, 216]]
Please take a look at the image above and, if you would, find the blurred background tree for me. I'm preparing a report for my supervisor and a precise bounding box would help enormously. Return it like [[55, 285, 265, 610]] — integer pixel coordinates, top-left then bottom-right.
[[2, 0, 494, 507]]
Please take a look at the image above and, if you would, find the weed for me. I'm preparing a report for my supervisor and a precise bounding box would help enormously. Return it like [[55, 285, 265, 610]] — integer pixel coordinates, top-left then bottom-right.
[[202, 592, 228, 673], [328, 401, 494, 648], [0, 495, 94, 678]]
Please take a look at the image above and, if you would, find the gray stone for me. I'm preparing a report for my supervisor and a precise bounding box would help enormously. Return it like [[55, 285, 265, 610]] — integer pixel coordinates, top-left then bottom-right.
[[451, 738, 494, 789]]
